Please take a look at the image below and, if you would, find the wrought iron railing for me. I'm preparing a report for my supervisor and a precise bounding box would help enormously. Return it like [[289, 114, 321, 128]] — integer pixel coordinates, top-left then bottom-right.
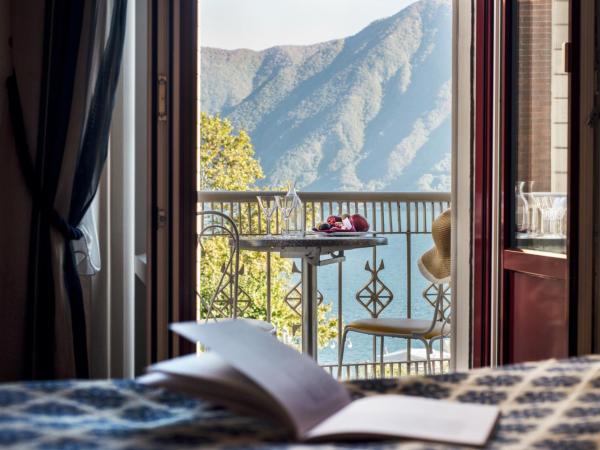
[[197, 191, 451, 378]]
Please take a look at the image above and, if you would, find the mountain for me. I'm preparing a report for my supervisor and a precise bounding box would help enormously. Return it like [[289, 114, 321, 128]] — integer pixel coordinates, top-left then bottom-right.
[[200, 0, 452, 192]]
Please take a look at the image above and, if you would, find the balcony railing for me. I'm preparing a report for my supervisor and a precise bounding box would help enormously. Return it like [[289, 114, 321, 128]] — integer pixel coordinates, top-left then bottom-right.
[[197, 191, 451, 379]]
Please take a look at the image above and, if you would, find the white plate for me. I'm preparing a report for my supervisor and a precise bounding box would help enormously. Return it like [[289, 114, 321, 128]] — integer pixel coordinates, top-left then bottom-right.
[[310, 231, 372, 237]]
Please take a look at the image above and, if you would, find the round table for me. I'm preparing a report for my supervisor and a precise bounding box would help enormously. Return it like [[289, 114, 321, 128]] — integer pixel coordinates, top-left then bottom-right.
[[238, 234, 388, 358]]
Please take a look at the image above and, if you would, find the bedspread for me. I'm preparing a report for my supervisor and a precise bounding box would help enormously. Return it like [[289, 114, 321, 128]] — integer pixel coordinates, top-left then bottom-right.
[[1, 356, 600, 449]]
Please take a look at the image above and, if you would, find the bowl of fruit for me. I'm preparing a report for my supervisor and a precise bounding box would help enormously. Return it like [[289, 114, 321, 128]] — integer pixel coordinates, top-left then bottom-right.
[[312, 214, 370, 235]]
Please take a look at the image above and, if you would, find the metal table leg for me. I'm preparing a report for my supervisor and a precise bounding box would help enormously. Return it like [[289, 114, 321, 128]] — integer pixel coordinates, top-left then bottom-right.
[[301, 257, 318, 359]]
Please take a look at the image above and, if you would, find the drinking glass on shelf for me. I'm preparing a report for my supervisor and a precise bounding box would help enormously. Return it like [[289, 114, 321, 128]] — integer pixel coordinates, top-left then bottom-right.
[[523, 181, 538, 235], [552, 195, 567, 237], [534, 195, 552, 236], [257, 196, 277, 237]]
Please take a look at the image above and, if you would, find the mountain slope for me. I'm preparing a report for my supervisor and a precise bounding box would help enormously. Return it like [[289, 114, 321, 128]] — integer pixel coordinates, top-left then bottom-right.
[[200, 0, 452, 192]]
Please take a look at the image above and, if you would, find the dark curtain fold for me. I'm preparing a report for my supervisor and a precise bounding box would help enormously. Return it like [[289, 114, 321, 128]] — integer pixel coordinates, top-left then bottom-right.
[[66, 0, 128, 378], [6, 0, 127, 379]]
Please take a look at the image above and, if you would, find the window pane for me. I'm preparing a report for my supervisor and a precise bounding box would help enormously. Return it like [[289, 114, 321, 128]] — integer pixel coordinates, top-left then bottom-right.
[[512, 0, 568, 254]]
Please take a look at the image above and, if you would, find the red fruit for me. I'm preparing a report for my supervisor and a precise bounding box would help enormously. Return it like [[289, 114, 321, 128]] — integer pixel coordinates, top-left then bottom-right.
[[351, 214, 369, 231]]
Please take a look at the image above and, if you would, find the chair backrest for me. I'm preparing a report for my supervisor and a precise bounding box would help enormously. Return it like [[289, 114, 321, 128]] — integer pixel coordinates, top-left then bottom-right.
[[411, 282, 451, 340], [416, 209, 452, 338], [197, 210, 240, 321]]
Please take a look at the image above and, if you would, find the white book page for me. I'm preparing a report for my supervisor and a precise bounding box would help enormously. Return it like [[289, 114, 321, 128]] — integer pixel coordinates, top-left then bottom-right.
[[304, 395, 499, 446], [171, 321, 351, 437], [141, 354, 285, 421], [149, 353, 249, 387], [147, 353, 278, 409]]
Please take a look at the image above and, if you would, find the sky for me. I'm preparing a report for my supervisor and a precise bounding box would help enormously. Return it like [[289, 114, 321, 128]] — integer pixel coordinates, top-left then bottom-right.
[[200, 0, 419, 51]]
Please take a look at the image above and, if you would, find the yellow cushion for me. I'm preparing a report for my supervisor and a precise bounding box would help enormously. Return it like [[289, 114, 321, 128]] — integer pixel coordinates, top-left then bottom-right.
[[346, 318, 446, 340]]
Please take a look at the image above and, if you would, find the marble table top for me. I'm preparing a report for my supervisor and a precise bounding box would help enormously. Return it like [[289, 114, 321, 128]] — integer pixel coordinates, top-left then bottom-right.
[[238, 234, 388, 253]]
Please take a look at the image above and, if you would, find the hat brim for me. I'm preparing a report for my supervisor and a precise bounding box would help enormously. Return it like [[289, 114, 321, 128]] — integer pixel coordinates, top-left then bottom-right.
[[418, 247, 451, 284]]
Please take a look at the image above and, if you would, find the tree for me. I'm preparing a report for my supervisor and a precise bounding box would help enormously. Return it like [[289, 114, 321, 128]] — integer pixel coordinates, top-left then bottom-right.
[[198, 113, 336, 348], [199, 113, 263, 191]]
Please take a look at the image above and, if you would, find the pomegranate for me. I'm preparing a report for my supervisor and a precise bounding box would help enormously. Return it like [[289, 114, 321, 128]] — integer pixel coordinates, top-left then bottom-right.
[[351, 214, 369, 231]]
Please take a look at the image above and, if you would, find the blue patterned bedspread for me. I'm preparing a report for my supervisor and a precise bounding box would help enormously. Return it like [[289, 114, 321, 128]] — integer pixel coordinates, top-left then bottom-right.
[[1, 357, 600, 449]]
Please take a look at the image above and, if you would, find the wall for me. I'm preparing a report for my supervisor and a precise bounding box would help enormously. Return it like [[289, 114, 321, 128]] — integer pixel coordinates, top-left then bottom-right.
[[515, 0, 552, 191], [0, 0, 32, 380], [0, 0, 16, 377], [514, 0, 568, 194]]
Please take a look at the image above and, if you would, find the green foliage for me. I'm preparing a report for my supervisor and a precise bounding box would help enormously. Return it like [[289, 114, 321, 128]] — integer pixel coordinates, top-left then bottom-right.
[[199, 113, 264, 191], [199, 113, 337, 348]]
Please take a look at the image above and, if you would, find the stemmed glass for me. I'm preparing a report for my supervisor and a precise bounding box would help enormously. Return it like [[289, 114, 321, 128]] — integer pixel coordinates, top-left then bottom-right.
[[257, 196, 277, 237], [275, 195, 294, 236], [534, 195, 551, 236], [553, 195, 567, 237]]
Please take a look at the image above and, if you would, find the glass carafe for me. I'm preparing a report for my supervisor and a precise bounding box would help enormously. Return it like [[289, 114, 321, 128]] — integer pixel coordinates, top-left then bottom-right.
[[281, 181, 303, 236], [515, 181, 529, 234]]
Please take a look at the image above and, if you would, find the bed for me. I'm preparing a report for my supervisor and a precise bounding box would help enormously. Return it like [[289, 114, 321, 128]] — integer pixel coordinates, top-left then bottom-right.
[[0, 356, 599, 449]]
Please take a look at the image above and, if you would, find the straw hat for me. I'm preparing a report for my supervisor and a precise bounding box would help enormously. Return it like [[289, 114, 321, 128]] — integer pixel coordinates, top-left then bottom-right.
[[417, 209, 451, 284]]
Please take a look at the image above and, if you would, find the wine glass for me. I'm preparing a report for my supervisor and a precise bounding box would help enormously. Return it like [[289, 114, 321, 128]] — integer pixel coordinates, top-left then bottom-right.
[[535, 195, 553, 236], [552, 195, 567, 237], [257, 196, 277, 237], [275, 195, 293, 236]]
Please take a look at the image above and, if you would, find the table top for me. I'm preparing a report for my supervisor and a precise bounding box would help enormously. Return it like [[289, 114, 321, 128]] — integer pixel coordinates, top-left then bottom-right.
[[238, 234, 388, 252], [1, 356, 599, 449]]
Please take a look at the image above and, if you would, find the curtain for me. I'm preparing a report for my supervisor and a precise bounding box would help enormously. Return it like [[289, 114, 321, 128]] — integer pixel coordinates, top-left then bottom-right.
[[3, 0, 127, 379]]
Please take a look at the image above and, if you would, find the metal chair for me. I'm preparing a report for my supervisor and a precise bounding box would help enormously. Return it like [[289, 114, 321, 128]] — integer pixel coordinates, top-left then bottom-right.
[[197, 210, 275, 334], [338, 209, 452, 378], [337, 281, 450, 378]]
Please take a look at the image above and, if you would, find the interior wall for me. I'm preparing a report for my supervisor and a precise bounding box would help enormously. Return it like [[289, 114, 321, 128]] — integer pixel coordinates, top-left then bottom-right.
[[0, 0, 32, 380]]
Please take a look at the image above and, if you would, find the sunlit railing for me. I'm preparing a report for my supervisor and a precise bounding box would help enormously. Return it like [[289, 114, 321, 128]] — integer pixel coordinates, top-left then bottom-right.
[[197, 191, 451, 378]]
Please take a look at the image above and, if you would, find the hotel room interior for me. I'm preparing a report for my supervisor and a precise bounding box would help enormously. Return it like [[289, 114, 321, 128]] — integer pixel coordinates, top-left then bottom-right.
[[1, 0, 600, 448]]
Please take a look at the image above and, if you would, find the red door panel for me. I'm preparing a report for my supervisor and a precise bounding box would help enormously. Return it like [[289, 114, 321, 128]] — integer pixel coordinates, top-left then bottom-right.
[[507, 271, 568, 363]]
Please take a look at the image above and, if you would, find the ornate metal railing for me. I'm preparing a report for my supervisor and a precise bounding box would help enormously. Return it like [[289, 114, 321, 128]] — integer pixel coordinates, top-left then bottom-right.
[[197, 191, 451, 378]]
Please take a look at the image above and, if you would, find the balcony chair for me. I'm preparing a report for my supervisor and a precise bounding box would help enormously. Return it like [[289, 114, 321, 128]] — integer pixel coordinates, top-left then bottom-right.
[[338, 209, 452, 377], [197, 210, 275, 334]]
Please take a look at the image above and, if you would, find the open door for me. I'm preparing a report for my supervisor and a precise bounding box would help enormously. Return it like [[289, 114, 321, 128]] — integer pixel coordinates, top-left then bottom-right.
[[498, 0, 595, 363]]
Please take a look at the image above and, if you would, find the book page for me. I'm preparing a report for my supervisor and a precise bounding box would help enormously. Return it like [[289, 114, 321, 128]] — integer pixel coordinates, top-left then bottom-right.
[[140, 354, 287, 421], [304, 395, 499, 446], [171, 321, 351, 437]]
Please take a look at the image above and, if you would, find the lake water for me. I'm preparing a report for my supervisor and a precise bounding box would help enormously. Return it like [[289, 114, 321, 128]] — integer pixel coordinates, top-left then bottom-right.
[[286, 234, 441, 365]]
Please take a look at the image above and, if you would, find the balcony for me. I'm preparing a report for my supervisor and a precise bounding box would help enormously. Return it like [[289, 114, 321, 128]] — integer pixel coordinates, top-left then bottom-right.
[[197, 191, 451, 379]]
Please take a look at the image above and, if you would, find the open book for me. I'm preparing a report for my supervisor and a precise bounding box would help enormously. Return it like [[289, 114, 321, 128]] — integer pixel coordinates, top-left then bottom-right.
[[139, 320, 498, 446]]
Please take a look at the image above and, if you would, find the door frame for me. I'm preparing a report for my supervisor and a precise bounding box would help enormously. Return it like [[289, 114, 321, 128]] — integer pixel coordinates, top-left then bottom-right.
[[472, 0, 495, 368], [572, 0, 595, 355], [147, 0, 197, 363]]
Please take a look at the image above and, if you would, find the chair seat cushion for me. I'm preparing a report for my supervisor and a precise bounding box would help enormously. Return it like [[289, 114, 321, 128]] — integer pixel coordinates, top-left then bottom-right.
[[346, 318, 447, 339]]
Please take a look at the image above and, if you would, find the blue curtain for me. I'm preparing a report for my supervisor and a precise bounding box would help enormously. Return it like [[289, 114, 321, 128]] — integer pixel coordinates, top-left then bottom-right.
[[6, 0, 127, 379]]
